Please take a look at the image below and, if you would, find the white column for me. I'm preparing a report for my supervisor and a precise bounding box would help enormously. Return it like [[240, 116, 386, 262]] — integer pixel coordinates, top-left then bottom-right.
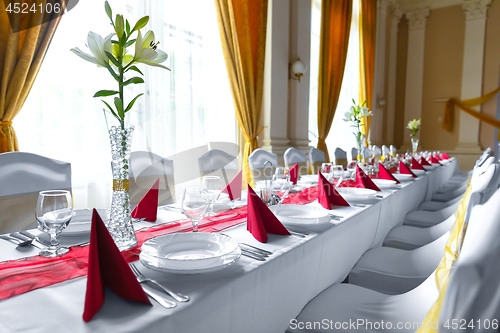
[[402, 8, 430, 151], [386, 4, 403, 144], [455, 0, 491, 152], [287, 0, 311, 154], [262, 0, 290, 158], [370, 0, 390, 146]]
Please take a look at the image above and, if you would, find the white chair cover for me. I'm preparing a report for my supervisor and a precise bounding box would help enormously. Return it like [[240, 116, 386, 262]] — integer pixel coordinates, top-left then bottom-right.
[[381, 145, 390, 156], [248, 148, 278, 181], [350, 147, 357, 161], [0, 152, 71, 233], [308, 147, 325, 163], [197, 149, 239, 184], [129, 151, 175, 208], [283, 147, 307, 165]]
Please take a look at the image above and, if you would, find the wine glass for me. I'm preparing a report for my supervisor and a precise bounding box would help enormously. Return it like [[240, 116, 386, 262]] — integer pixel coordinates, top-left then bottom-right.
[[320, 163, 332, 181], [201, 176, 222, 216], [273, 167, 290, 204], [331, 165, 344, 186], [181, 187, 208, 232], [36, 190, 73, 257]]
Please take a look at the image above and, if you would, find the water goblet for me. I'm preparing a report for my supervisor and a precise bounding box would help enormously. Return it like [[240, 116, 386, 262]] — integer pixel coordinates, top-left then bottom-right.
[[201, 176, 223, 216], [273, 167, 290, 204], [181, 187, 208, 232], [36, 190, 73, 257], [331, 165, 344, 186], [320, 163, 333, 182]]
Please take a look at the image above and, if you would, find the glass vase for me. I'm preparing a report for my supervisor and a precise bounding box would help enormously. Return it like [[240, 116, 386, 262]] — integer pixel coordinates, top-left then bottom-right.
[[356, 135, 364, 165], [107, 126, 137, 250], [411, 136, 419, 155]]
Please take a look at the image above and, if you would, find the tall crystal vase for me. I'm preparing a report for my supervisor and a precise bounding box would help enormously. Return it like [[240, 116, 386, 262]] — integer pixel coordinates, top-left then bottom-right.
[[107, 126, 137, 250], [356, 135, 364, 165], [411, 136, 419, 155]]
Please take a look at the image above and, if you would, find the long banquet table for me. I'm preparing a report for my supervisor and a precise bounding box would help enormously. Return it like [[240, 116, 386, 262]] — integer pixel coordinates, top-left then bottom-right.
[[0, 160, 458, 333]]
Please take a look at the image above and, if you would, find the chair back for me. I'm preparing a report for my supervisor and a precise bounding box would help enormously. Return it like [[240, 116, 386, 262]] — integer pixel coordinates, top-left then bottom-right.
[[129, 151, 175, 208], [381, 145, 390, 156], [198, 149, 238, 184], [350, 147, 358, 161], [334, 148, 348, 166], [284, 147, 308, 177], [309, 147, 326, 174], [248, 148, 278, 181], [439, 188, 500, 330], [0, 152, 72, 232]]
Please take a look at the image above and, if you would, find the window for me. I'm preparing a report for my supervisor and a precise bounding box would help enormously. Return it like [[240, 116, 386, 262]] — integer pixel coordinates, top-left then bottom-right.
[[16, 0, 235, 208], [308, 0, 360, 158]]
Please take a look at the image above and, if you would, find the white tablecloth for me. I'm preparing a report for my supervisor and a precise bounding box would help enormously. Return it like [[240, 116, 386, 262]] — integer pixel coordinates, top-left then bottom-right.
[[0, 160, 457, 333]]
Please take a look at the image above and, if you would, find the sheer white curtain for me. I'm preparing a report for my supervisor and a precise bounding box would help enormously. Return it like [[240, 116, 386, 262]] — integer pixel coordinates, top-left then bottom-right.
[[16, 0, 235, 209], [308, 0, 360, 159]]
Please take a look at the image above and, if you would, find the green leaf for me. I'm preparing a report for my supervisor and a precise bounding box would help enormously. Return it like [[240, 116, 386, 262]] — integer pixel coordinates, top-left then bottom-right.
[[126, 65, 143, 76], [105, 51, 120, 67], [124, 39, 136, 48], [104, 1, 112, 20], [125, 19, 131, 35], [114, 97, 124, 119], [125, 93, 144, 112], [102, 100, 119, 120], [119, 32, 127, 46], [132, 16, 149, 32], [103, 63, 119, 81], [123, 77, 144, 86], [93, 90, 119, 97]]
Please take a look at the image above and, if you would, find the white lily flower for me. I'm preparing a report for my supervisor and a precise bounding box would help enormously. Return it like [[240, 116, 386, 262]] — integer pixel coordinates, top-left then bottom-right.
[[134, 30, 169, 70], [71, 32, 113, 67]]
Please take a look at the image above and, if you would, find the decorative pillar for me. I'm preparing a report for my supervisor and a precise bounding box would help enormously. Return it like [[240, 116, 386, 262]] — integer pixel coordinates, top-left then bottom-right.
[[287, 0, 311, 154], [455, 0, 492, 153], [402, 8, 430, 151], [386, 4, 403, 144], [370, 0, 390, 146]]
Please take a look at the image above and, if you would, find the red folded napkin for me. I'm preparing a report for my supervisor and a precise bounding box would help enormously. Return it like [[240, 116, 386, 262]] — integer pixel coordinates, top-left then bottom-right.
[[222, 170, 242, 200], [131, 178, 159, 222], [399, 161, 417, 178], [246, 185, 290, 243], [419, 158, 431, 166], [441, 152, 450, 160], [355, 165, 381, 191], [317, 171, 349, 209], [83, 209, 150, 322], [378, 162, 400, 184], [411, 157, 425, 171], [289, 164, 299, 185], [429, 155, 442, 165]]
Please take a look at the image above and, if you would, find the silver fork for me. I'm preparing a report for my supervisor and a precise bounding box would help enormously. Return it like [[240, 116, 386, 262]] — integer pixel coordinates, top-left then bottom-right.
[[130, 263, 190, 302]]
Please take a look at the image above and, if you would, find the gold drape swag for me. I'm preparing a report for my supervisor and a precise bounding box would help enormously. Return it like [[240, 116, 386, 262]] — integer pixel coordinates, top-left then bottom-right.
[[442, 87, 500, 139], [0, 1, 64, 153], [358, 0, 377, 145], [214, 0, 267, 187], [316, 0, 352, 161]]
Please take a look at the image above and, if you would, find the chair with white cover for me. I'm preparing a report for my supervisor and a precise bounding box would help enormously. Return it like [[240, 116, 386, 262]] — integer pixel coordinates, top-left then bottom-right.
[[347, 163, 498, 295], [384, 163, 499, 250], [248, 148, 278, 182], [129, 151, 175, 208], [198, 149, 239, 185], [308, 147, 326, 175], [334, 147, 348, 166], [287, 188, 500, 333], [371, 145, 382, 163], [389, 145, 397, 156], [0, 152, 72, 233], [350, 147, 357, 161], [283, 147, 308, 177], [381, 145, 390, 156]]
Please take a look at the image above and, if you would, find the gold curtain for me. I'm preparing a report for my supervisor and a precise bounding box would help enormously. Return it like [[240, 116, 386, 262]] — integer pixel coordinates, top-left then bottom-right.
[[316, 0, 352, 161], [358, 0, 377, 145], [442, 87, 500, 139], [214, 0, 267, 186], [0, 0, 64, 153]]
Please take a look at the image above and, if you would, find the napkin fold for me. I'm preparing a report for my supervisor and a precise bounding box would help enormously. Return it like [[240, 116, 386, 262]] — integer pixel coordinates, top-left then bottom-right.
[[411, 157, 425, 171], [441, 152, 450, 160], [317, 172, 349, 209], [355, 165, 381, 191], [289, 164, 299, 185], [419, 157, 431, 166], [131, 178, 159, 222], [429, 155, 442, 165], [378, 162, 400, 184], [246, 185, 290, 243], [83, 209, 150, 322], [399, 161, 417, 178], [221, 170, 242, 200]]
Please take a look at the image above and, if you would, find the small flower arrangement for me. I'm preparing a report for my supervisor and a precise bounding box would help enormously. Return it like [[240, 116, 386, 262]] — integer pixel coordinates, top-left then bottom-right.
[[407, 118, 422, 137], [343, 99, 372, 145], [71, 1, 169, 130]]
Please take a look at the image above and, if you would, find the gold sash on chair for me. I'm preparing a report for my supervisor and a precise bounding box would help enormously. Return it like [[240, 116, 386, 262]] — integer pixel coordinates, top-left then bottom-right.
[[311, 161, 324, 175]]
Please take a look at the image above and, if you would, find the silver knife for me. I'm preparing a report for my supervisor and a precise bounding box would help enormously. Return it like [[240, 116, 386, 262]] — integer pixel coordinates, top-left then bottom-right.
[[241, 249, 266, 261], [19, 230, 51, 247], [142, 284, 176, 308]]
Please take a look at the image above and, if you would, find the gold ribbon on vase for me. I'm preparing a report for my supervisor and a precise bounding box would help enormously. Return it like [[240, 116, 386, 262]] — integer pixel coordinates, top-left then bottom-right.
[[442, 87, 500, 139], [0, 121, 13, 153]]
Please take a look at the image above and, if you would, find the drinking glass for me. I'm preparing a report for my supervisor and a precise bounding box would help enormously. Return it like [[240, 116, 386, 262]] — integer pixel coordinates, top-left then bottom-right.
[[331, 165, 344, 186], [201, 176, 223, 216], [273, 167, 291, 204], [320, 163, 332, 181], [181, 187, 208, 232], [36, 190, 73, 257]]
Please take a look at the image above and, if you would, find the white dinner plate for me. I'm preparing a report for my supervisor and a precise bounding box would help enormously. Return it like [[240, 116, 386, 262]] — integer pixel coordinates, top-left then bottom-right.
[[371, 179, 397, 188], [336, 188, 377, 200], [269, 205, 331, 227], [62, 209, 105, 236], [140, 232, 241, 274], [393, 173, 414, 182], [300, 175, 318, 183], [412, 169, 426, 175]]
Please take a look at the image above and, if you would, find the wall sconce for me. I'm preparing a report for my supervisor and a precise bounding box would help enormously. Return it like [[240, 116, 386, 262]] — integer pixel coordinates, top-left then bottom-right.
[[289, 58, 307, 82], [377, 98, 386, 110]]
